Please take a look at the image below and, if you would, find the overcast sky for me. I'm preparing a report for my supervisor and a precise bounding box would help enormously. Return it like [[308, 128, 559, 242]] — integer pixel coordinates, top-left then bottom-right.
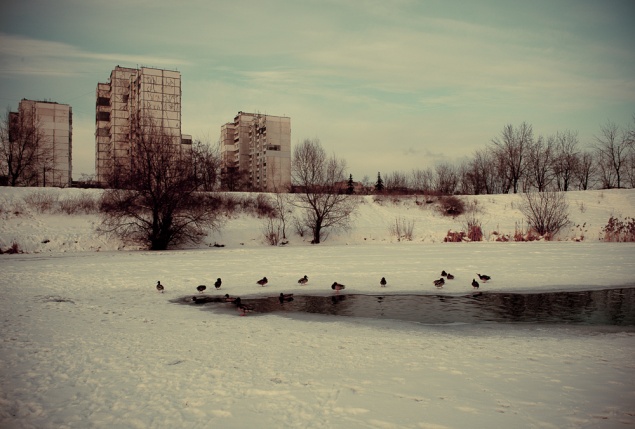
[[1, 0, 634, 181]]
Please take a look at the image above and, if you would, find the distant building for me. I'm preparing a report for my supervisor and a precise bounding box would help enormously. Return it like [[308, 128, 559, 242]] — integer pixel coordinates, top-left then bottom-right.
[[95, 66, 190, 185], [5, 99, 73, 187], [220, 112, 291, 192]]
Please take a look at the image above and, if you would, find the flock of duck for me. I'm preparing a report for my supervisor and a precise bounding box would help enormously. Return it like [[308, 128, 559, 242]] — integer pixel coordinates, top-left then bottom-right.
[[156, 272, 492, 316]]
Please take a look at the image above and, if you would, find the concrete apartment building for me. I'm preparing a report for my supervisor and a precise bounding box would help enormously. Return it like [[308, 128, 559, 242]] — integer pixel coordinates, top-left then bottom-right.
[[220, 112, 291, 191], [5, 99, 72, 187], [95, 66, 190, 185]]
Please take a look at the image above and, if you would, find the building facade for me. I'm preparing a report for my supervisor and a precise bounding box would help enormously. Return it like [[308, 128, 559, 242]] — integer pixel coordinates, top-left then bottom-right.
[[95, 66, 187, 185], [220, 112, 291, 192], [6, 99, 72, 187]]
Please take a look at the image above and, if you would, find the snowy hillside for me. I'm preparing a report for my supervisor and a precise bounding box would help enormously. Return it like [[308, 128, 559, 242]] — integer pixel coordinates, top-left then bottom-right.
[[1, 187, 634, 253]]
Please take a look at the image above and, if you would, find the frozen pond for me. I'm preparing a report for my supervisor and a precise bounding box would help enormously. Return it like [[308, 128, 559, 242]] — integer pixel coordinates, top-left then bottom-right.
[[176, 287, 635, 325]]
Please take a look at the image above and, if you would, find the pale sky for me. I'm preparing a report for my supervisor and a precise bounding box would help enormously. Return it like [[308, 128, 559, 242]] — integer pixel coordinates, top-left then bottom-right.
[[1, 0, 634, 181]]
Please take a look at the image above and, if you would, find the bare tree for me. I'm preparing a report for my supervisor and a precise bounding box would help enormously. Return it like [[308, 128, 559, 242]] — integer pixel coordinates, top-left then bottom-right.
[[0, 106, 52, 186], [520, 191, 570, 237], [434, 162, 458, 195], [384, 170, 410, 194], [410, 168, 434, 194], [464, 148, 503, 195], [99, 121, 221, 250], [491, 122, 533, 193], [191, 139, 221, 191], [574, 151, 596, 190], [552, 130, 579, 191], [291, 139, 357, 244], [594, 120, 633, 189], [525, 135, 555, 192]]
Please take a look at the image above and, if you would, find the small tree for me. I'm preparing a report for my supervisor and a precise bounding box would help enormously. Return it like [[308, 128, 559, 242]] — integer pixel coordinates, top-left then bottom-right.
[[347, 174, 355, 194], [520, 191, 570, 237], [375, 172, 384, 193], [291, 139, 357, 244], [99, 121, 221, 250]]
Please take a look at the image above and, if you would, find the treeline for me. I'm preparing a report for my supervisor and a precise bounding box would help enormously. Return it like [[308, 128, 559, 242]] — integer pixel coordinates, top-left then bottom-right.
[[365, 120, 635, 195]]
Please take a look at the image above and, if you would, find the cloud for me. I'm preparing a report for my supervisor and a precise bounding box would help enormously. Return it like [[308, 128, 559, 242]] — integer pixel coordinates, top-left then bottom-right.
[[0, 33, 190, 77]]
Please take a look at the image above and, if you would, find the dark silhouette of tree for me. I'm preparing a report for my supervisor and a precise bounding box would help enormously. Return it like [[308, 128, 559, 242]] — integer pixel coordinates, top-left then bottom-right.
[[347, 174, 355, 194], [552, 130, 579, 191], [491, 122, 533, 193], [575, 151, 596, 190], [594, 120, 633, 189], [375, 172, 384, 192], [0, 106, 52, 186], [98, 121, 221, 250], [191, 140, 221, 191], [291, 138, 357, 244], [220, 166, 250, 191], [525, 135, 555, 192]]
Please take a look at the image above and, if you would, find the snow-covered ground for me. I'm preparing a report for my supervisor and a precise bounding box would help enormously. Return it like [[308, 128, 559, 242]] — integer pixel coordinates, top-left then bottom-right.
[[1, 187, 635, 428]]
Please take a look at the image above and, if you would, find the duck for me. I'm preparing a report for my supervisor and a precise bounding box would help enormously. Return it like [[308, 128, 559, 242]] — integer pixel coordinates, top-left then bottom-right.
[[446, 273, 455, 280], [279, 293, 294, 303], [196, 284, 206, 293], [331, 282, 346, 292], [223, 293, 236, 303], [441, 270, 448, 277], [156, 281, 164, 293], [380, 277, 387, 287], [214, 278, 222, 289], [477, 273, 491, 282], [433, 278, 445, 288], [257, 277, 268, 286], [298, 275, 308, 285], [233, 297, 254, 316], [472, 279, 480, 289]]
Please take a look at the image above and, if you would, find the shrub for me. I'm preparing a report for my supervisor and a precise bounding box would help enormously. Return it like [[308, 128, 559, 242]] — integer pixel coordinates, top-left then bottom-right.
[[261, 218, 282, 245], [519, 191, 570, 237], [389, 217, 415, 241], [254, 193, 276, 218], [24, 191, 58, 213], [59, 194, 99, 214], [292, 216, 307, 238], [601, 216, 635, 242], [438, 195, 465, 217], [0, 241, 22, 254], [461, 200, 484, 241], [444, 230, 467, 242]]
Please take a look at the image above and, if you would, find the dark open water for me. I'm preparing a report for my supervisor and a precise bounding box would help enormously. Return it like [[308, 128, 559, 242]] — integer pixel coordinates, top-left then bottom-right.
[[174, 288, 635, 325]]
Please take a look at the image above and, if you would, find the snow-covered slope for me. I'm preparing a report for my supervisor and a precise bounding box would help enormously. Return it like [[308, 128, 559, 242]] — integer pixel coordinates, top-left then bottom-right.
[[1, 187, 634, 253]]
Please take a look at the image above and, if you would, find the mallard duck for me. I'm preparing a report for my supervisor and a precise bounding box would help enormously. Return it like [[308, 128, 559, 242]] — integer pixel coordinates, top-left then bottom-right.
[[433, 278, 445, 288], [441, 270, 448, 277], [380, 277, 387, 287], [214, 278, 222, 289], [472, 279, 480, 289], [331, 282, 345, 292], [298, 275, 308, 285], [257, 277, 268, 286], [156, 281, 164, 293], [477, 273, 491, 282], [196, 285, 206, 293], [446, 273, 455, 280]]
